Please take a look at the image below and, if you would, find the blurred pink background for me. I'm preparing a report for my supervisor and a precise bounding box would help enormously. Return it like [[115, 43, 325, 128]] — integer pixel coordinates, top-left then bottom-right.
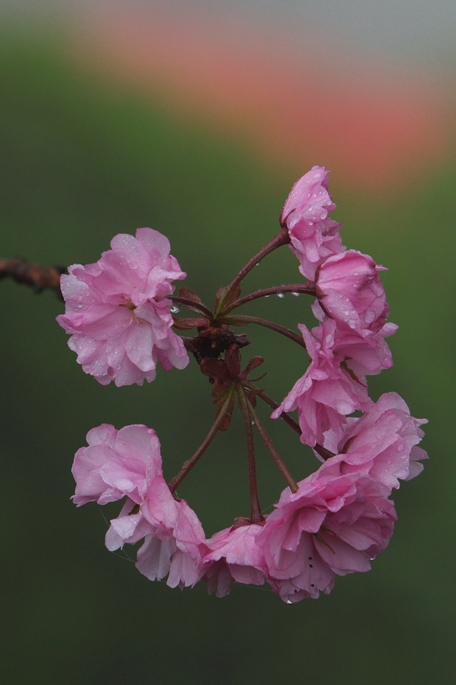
[[65, 1, 455, 191]]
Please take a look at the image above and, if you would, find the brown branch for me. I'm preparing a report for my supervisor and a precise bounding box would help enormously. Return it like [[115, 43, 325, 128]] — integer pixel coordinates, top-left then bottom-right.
[[0, 258, 65, 299]]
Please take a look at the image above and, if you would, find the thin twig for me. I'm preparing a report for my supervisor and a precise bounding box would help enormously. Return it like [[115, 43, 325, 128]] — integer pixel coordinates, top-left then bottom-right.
[[247, 399, 299, 493], [168, 389, 235, 493], [237, 383, 264, 523], [222, 314, 306, 349], [0, 257, 65, 299], [247, 385, 301, 436], [222, 227, 290, 301], [225, 282, 316, 313]]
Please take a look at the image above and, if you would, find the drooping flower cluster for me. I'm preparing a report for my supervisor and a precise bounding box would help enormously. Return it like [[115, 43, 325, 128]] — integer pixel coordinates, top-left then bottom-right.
[[62, 167, 427, 603], [72, 424, 208, 588]]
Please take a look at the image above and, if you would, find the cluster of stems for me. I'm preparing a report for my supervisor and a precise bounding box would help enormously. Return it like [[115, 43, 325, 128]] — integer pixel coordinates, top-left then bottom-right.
[[167, 226, 323, 522], [1, 227, 325, 526]]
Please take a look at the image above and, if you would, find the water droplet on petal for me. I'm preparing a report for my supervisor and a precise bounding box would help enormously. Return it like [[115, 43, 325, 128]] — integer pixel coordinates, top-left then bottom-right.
[[291, 291, 300, 297], [170, 304, 181, 314], [255, 262, 260, 267], [286, 600, 292, 605], [277, 292, 285, 299], [265, 295, 270, 298]]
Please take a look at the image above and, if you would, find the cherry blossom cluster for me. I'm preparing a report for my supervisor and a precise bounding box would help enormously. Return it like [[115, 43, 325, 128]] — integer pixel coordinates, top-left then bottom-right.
[[59, 167, 427, 603]]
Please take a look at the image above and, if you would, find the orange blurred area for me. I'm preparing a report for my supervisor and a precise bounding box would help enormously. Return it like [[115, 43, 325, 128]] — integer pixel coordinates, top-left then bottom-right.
[[69, 3, 455, 192]]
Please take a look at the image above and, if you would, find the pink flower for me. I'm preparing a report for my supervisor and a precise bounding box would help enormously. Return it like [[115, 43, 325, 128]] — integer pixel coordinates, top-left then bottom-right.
[[331, 323, 397, 378], [72, 423, 166, 506], [200, 521, 268, 598], [57, 227, 189, 386], [280, 166, 344, 280], [257, 469, 396, 604], [72, 423, 208, 589], [317, 393, 428, 489], [135, 498, 208, 589], [316, 250, 389, 334], [272, 319, 372, 446]]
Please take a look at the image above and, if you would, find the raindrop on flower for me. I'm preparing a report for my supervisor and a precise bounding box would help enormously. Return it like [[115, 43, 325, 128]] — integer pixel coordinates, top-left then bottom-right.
[[170, 304, 181, 314], [291, 291, 300, 297], [286, 600, 292, 605], [277, 292, 285, 299]]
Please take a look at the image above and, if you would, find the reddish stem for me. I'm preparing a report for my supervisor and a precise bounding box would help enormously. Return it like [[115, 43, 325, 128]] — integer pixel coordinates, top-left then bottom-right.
[[237, 384, 264, 524], [248, 384, 335, 461], [223, 227, 290, 301], [247, 399, 299, 493], [168, 390, 234, 493], [222, 314, 306, 349], [225, 282, 316, 313], [248, 385, 301, 436], [168, 295, 213, 320], [313, 444, 336, 461]]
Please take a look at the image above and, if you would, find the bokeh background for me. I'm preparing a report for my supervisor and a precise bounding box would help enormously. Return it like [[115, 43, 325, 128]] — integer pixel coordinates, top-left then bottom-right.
[[1, 1, 455, 683]]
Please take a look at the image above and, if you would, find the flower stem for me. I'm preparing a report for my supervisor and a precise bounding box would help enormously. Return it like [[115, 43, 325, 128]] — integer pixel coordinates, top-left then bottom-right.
[[247, 399, 299, 493], [224, 282, 316, 313], [222, 314, 306, 349], [246, 384, 301, 436], [237, 384, 264, 524], [168, 295, 213, 320], [223, 227, 290, 299], [168, 389, 235, 493], [313, 444, 336, 461]]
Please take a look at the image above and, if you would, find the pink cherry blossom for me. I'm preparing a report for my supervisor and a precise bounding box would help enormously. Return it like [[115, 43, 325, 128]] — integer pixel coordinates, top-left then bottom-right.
[[72, 423, 165, 506], [135, 498, 208, 589], [280, 166, 344, 280], [72, 423, 208, 589], [316, 393, 428, 489], [272, 319, 372, 446], [257, 469, 396, 604], [200, 521, 268, 598], [57, 227, 189, 386], [316, 250, 389, 334]]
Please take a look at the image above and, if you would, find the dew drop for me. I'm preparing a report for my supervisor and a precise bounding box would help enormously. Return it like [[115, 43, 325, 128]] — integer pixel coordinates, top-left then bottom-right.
[[286, 600, 292, 605], [255, 262, 260, 267], [170, 304, 181, 314], [291, 291, 300, 297], [277, 292, 285, 299], [265, 294, 270, 298]]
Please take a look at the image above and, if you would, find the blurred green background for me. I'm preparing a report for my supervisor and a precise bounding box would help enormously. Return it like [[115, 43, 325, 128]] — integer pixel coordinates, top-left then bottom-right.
[[1, 16, 455, 685]]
